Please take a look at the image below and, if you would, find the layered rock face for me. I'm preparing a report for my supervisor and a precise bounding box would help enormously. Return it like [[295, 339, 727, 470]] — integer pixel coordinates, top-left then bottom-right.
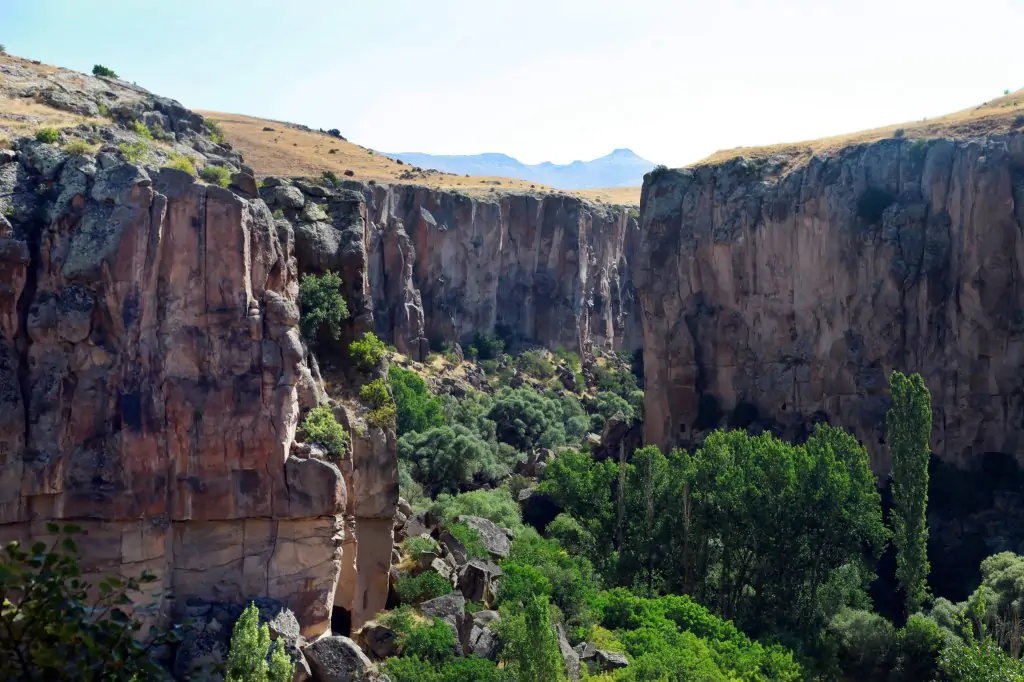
[[0, 149, 343, 636], [637, 134, 1024, 471], [266, 180, 644, 360]]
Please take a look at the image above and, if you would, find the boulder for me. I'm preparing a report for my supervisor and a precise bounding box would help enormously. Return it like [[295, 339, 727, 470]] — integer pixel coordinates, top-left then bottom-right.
[[359, 623, 399, 659], [555, 623, 580, 681], [437, 529, 469, 566], [420, 591, 467, 654], [302, 636, 375, 682], [458, 559, 502, 603], [596, 649, 630, 671], [229, 171, 258, 197], [464, 610, 502, 659], [455, 515, 511, 558]]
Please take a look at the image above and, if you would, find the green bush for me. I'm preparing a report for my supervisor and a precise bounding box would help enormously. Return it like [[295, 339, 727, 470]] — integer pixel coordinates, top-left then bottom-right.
[[446, 522, 490, 559], [34, 127, 59, 144], [349, 331, 388, 371], [429, 488, 523, 531], [130, 120, 153, 140], [0, 525, 182, 680], [165, 153, 197, 176], [63, 139, 92, 156], [205, 119, 225, 144], [399, 426, 517, 493], [391, 366, 445, 436], [499, 595, 567, 682], [322, 170, 340, 187], [938, 635, 1024, 681], [402, 618, 457, 663], [298, 271, 349, 341], [395, 571, 452, 605], [892, 614, 945, 682], [471, 332, 505, 360], [92, 64, 118, 78], [827, 608, 896, 680], [200, 164, 231, 188], [118, 140, 149, 163], [401, 536, 438, 557], [225, 602, 294, 682], [516, 349, 555, 379], [360, 377, 397, 428], [385, 655, 506, 682], [488, 386, 567, 451], [300, 406, 348, 459]]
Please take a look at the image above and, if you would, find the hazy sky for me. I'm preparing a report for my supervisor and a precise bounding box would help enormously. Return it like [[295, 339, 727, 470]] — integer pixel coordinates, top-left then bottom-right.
[[3, 0, 1022, 166]]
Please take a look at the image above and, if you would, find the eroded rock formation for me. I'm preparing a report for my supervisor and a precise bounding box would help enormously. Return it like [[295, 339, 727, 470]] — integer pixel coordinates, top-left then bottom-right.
[[263, 180, 644, 360], [637, 134, 1024, 471], [0, 148, 343, 636]]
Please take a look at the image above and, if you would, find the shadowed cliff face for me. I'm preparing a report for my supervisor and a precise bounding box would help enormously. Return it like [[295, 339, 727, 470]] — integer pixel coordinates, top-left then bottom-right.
[[637, 134, 1024, 471], [267, 181, 644, 361], [0, 149, 344, 636]]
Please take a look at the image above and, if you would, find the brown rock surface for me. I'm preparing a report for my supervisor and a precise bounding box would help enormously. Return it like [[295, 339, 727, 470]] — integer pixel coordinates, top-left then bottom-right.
[[0, 152, 344, 635], [637, 134, 1024, 471]]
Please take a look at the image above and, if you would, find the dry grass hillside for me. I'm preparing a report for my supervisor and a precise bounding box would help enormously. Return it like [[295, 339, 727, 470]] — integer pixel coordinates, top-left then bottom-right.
[[695, 88, 1024, 168], [201, 111, 642, 205]]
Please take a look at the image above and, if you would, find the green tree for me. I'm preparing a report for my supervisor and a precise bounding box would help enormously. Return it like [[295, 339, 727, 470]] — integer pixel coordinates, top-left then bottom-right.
[[488, 387, 566, 452], [391, 366, 445, 436], [500, 595, 566, 682], [349, 331, 388, 371], [399, 426, 519, 493], [92, 64, 118, 78], [619, 445, 671, 594], [0, 525, 181, 681], [298, 271, 349, 342], [888, 370, 932, 615]]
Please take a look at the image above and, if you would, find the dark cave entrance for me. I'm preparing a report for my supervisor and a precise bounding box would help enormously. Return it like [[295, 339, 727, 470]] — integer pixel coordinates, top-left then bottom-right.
[[331, 606, 351, 637]]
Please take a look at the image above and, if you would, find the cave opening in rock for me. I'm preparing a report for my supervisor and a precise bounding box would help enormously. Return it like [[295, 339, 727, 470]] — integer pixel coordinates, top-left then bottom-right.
[[331, 606, 352, 637]]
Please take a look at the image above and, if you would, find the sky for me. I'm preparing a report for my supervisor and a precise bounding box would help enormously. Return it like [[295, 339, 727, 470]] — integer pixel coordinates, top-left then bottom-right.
[[3, 0, 1023, 167]]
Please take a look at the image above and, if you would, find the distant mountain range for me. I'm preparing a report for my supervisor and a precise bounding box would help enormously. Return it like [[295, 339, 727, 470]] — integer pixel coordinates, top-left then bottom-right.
[[382, 148, 655, 189]]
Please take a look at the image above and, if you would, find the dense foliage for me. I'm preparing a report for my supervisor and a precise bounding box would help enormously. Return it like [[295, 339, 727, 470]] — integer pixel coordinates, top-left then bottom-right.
[[391, 366, 445, 436], [360, 377, 397, 428], [349, 331, 388, 371], [298, 271, 349, 342]]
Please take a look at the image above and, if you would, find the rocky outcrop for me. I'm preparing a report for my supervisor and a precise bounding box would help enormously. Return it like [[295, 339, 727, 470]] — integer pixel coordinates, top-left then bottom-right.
[[264, 179, 644, 360], [637, 134, 1024, 471], [0, 148, 342, 635]]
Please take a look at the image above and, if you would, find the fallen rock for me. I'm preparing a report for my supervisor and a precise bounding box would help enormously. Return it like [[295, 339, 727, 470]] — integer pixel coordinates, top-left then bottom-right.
[[455, 515, 511, 558], [302, 635, 375, 682], [358, 623, 399, 659], [596, 649, 630, 671], [437, 529, 469, 566], [555, 623, 580, 681], [420, 591, 467, 654], [458, 559, 502, 603]]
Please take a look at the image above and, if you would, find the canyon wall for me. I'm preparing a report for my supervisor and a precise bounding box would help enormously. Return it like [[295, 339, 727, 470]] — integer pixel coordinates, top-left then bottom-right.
[[269, 180, 643, 361], [637, 134, 1024, 472], [0, 149, 345, 636]]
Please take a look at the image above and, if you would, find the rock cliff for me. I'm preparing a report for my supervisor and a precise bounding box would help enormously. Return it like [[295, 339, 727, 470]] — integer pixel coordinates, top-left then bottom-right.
[[262, 180, 644, 360], [637, 134, 1024, 471]]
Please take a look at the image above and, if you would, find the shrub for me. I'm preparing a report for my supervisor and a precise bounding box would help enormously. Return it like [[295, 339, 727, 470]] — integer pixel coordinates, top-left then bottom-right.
[[34, 127, 59, 144], [97, 102, 111, 118], [322, 170, 340, 187], [118, 140, 149, 163], [349, 331, 388, 371], [385, 655, 505, 682], [300, 406, 348, 459], [63, 139, 92, 156], [165, 153, 197, 176], [298, 271, 349, 341], [488, 386, 567, 452], [892, 614, 945, 682], [225, 602, 295, 682], [200, 164, 231, 188], [130, 120, 153, 140], [0, 524, 181, 680], [395, 571, 452, 605], [516, 349, 555, 379], [399, 427, 518, 493], [938, 635, 1024, 681], [828, 608, 896, 680], [92, 64, 118, 78], [390, 366, 445, 436], [360, 377, 396, 428], [429, 488, 523, 531], [205, 119, 225, 144], [446, 522, 490, 559], [402, 618, 457, 664], [471, 332, 505, 360], [401, 536, 438, 557]]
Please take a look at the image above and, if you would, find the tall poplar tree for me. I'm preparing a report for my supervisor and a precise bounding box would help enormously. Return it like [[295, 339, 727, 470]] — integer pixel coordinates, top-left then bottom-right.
[[887, 370, 933, 615]]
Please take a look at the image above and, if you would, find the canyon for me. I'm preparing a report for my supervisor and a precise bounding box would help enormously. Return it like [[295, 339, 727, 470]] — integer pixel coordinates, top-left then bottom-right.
[[3, 50, 1024, 657]]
